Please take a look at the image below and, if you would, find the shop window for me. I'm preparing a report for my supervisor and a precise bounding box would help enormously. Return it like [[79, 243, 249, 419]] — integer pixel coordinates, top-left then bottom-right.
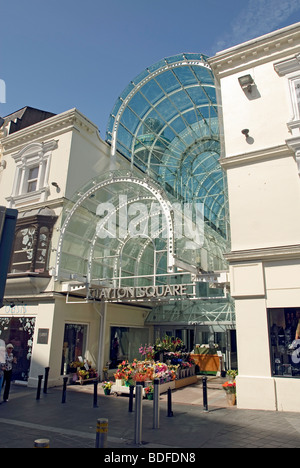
[[61, 324, 88, 375], [9, 211, 57, 275], [0, 317, 36, 381], [269, 308, 300, 378], [110, 327, 149, 368]]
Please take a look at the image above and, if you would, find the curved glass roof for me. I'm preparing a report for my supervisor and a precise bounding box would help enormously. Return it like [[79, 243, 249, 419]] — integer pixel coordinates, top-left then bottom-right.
[[55, 53, 233, 322], [106, 53, 228, 239]]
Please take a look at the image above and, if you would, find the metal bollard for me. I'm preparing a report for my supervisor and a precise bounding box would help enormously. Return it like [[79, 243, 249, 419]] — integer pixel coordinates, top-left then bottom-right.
[[93, 379, 98, 408], [134, 383, 143, 445], [34, 439, 50, 448], [202, 376, 209, 412], [153, 379, 160, 429], [128, 385, 134, 413], [36, 375, 43, 401], [62, 376, 68, 404], [43, 367, 50, 394], [167, 387, 174, 417], [95, 418, 108, 448]]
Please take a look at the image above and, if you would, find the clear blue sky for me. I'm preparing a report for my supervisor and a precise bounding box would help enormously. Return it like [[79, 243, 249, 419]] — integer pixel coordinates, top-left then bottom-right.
[[0, 0, 299, 136]]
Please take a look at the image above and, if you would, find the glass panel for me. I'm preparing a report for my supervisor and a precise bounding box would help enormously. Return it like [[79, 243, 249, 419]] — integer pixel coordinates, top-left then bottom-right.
[[0, 317, 36, 381], [61, 324, 88, 375], [109, 326, 149, 367], [141, 79, 164, 104], [155, 71, 180, 94], [173, 66, 197, 86], [269, 308, 300, 378], [27, 166, 39, 193], [35, 226, 50, 273], [10, 227, 36, 273], [127, 92, 149, 119]]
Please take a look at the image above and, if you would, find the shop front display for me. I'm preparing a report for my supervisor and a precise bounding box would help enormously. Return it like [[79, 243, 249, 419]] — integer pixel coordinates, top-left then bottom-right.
[[110, 336, 197, 396], [269, 308, 300, 378], [0, 316, 35, 382]]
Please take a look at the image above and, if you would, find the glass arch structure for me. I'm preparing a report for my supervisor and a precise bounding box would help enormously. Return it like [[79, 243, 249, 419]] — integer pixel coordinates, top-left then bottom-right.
[[106, 53, 228, 240], [56, 53, 234, 324]]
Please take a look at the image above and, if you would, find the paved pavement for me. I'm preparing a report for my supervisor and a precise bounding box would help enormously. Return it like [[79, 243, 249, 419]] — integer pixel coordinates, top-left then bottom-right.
[[0, 378, 300, 449]]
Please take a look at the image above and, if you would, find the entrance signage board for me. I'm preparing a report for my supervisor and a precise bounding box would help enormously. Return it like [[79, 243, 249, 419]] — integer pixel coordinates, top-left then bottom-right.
[[89, 283, 190, 302]]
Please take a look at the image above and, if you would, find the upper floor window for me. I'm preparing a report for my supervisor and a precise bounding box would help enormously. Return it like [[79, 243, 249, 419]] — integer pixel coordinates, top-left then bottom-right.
[[289, 76, 300, 121], [274, 54, 300, 133], [27, 166, 39, 193], [9, 208, 57, 275], [6, 140, 58, 208]]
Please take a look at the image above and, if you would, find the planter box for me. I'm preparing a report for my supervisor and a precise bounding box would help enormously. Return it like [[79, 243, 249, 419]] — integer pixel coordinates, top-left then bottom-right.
[[191, 354, 221, 373], [111, 381, 175, 396]]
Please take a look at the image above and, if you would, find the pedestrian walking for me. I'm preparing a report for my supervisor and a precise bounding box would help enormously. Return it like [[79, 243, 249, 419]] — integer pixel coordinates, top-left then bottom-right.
[[3, 344, 17, 403]]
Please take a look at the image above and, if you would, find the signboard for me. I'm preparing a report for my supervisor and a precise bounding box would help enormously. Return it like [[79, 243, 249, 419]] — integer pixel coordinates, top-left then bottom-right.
[[37, 329, 49, 345], [89, 284, 190, 302]]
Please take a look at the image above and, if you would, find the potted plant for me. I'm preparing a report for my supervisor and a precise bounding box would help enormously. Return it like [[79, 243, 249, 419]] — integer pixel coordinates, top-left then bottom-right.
[[145, 385, 154, 400], [102, 381, 113, 395]]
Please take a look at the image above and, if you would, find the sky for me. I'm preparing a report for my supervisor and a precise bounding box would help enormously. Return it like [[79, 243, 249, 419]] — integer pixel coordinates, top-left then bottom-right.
[[0, 0, 299, 136]]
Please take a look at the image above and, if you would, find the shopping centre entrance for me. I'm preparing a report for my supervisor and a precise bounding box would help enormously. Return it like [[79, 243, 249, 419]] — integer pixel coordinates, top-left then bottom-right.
[[55, 53, 235, 375]]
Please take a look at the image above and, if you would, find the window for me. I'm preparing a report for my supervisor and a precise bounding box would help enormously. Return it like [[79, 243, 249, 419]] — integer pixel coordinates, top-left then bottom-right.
[[0, 317, 36, 382], [289, 76, 300, 121], [110, 327, 149, 368], [61, 324, 88, 375], [9, 210, 57, 275], [27, 166, 39, 193], [269, 308, 300, 378], [7, 140, 58, 208]]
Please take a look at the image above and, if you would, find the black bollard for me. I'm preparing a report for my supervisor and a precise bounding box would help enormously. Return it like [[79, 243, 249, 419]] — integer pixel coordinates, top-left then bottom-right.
[[43, 367, 50, 394], [202, 376, 209, 412], [36, 375, 43, 401], [153, 379, 160, 429], [62, 376, 68, 404], [93, 379, 98, 408], [134, 383, 143, 445], [167, 387, 174, 417], [129, 385, 134, 413]]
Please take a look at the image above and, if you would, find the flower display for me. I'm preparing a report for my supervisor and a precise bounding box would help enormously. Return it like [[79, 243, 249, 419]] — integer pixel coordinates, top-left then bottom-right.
[[139, 345, 154, 360], [222, 381, 236, 394], [102, 381, 113, 390]]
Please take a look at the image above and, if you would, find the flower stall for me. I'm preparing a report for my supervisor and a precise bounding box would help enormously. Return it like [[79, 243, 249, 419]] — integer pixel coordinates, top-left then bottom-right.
[[111, 337, 197, 396], [70, 359, 98, 385], [190, 344, 222, 375]]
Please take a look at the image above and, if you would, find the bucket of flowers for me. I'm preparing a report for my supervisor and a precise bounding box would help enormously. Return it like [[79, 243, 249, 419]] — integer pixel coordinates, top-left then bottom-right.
[[102, 381, 113, 396], [145, 385, 154, 400], [222, 370, 238, 406]]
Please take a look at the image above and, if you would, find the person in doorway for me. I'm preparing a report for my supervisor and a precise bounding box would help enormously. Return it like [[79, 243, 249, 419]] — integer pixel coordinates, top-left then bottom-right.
[[3, 344, 17, 402]]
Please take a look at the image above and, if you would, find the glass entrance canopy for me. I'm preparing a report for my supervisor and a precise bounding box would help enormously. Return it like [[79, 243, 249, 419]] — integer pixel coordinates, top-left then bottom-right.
[[55, 53, 233, 322], [106, 53, 228, 240]]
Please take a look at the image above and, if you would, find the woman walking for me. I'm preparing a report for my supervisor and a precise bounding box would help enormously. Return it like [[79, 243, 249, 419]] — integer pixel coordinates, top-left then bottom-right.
[[3, 344, 16, 402]]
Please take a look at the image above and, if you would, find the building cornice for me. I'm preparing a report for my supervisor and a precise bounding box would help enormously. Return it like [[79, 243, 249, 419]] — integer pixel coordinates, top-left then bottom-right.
[[219, 144, 291, 169], [225, 245, 300, 263], [208, 23, 300, 79], [1, 108, 101, 155]]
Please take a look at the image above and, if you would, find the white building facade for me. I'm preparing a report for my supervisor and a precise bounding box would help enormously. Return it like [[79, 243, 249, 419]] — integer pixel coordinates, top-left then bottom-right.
[[0, 107, 150, 387], [209, 22, 300, 411]]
